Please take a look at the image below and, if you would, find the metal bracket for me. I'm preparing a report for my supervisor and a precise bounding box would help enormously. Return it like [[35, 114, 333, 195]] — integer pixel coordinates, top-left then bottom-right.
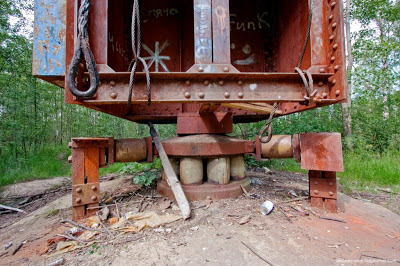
[[72, 183, 100, 207]]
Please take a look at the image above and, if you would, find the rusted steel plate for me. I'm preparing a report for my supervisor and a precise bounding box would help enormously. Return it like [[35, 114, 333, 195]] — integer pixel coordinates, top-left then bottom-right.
[[83, 72, 331, 104], [160, 134, 254, 157], [176, 113, 233, 134], [309, 172, 337, 200], [300, 133, 344, 172], [157, 178, 250, 201], [71, 138, 111, 148], [212, 0, 230, 64], [72, 183, 100, 207], [33, 0, 66, 77]]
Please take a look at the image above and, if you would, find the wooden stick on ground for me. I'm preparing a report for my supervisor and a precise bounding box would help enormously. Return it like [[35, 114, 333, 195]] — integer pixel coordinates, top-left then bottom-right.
[[241, 241, 275, 266], [0, 204, 25, 213], [149, 122, 191, 220]]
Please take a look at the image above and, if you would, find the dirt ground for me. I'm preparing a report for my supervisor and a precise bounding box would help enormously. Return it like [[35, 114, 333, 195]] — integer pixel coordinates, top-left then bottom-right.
[[0, 171, 399, 266]]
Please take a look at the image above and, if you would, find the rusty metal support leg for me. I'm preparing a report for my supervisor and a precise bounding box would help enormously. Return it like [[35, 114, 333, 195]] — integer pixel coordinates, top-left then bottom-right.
[[309, 170, 338, 213], [70, 138, 112, 221]]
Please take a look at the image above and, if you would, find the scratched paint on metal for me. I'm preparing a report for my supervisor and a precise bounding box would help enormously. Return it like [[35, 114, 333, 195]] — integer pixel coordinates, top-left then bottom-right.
[[33, 0, 66, 76]]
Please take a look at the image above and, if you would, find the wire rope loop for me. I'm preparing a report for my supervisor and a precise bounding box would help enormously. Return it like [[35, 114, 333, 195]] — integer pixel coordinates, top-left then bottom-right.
[[258, 103, 279, 144], [67, 0, 99, 100]]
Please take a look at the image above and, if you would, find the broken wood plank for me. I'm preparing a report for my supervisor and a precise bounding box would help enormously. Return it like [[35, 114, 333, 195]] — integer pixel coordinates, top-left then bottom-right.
[[222, 103, 283, 115], [149, 122, 191, 220]]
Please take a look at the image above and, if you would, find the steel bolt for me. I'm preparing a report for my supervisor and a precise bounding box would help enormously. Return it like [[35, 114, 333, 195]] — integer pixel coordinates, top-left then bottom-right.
[[332, 23, 337, 29], [198, 66, 204, 72], [331, 56, 336, 62], [76, 188, 82, 193], [91, 196, 97, 201], [322, 93, 328, 98], [198, 92, 205, 99], [329, 191, 334, 196], [219, 80, 224, 86], [184, 92, 191, 99], [319, 68, 326, 73], [314, 190, 319, 195], [223, 67, 229, 72], [185, 80, 191, 86], [224, 92, 230, 98], [333, 44, 338, 50], [238, 80, 243, 86], [238, 92, 244, 98], [203, 80, 209, 86], [331, 79, 337, 85], [329, 35, 335, 41], [331, 2, 336, 8], [110, 92, 118, 99], [68, 156, 73, 163], [335, 90, 341, 96], [91, 186, 97, 191], [318, 82, 324, 87], [110, 81, 116, 86], [334, 65, 339, 71], [76, 198, 82, 204], [329, 15, 334, 21]]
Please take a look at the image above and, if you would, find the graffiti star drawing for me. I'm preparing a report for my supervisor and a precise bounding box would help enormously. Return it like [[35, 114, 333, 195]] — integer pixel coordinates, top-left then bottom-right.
[[143, 41, 171, 72]]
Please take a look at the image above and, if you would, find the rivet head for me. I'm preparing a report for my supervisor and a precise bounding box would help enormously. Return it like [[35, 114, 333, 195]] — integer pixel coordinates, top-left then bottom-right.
[[75, 198, 82, 204], [219, 80, 224, 86], [314, 190, 319, 195], [331, 56, 336, 62], [331, 2, 336, 8], [68, 156, 73, 163], [318, 82, 324, 87], [238, 80, 244, 86], [203, 80, 209, 86], [198, 92, 205, 98], [329, 15, 334, 21], [333, 44, 338, 50], [330, 35, 335, 41], [184, 92, 191, 99], [331, 79, 337, 85], [237, 92, 244, 98], [76, 188, 82, 193], [110, 92, 118, 99], [320, 68, 326, 73], [223, 67, 229, 72], [110, 81, 116, 86], [335, 90, 341, 96], [198, 66, 204, 72], [91, 186, 97, 191], [322, 92, 328, 98], [224, 92, 230, 98], [185, 80, 191, 86], [329, 191, 334, 196], [332, 23, 337, 29], [334, 65, 339, 71], [91, 196, 97, 201]]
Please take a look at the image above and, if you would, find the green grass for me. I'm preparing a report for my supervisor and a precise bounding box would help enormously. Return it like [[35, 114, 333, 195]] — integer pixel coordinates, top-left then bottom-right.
[[0, 146, 72, 188]]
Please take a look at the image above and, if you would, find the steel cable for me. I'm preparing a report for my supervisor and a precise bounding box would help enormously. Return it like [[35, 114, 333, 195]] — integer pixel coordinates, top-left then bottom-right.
[[67, 0, 100, 99]]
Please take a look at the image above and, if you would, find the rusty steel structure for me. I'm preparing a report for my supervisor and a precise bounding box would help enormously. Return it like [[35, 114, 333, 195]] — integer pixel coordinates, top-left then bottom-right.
[[34, 0, 347, 220]]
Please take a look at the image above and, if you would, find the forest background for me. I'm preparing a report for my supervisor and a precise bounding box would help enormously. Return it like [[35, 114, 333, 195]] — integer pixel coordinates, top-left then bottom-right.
[[0, 0, 399, 192]]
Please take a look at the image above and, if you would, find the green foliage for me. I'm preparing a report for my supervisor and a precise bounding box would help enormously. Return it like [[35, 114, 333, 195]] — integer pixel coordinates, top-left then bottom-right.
[[118, 159, 161, 186], [133, 171, 159, 186]]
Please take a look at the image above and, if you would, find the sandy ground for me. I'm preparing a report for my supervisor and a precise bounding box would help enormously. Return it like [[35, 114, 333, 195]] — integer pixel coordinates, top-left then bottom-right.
[[0, 172, 399, 266]]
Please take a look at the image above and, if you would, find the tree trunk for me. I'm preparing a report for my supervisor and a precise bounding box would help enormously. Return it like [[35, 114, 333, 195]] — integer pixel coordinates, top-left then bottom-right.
[[341, 0, 353, 150]]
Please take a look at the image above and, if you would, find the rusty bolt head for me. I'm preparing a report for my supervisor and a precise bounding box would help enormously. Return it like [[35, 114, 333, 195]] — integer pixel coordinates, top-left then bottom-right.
[[91, 186, 97, 191], [238, 80, 243, 86], [332, 23, 337, 29], [203, 80, 209, 86], [76, 198, 82, 204], [329, 35, 335, 41], [329, 191, 334, 196], [223, 67, 229, 72], [331, 79, 337, 85], [110, 81, 116, 86], [319, 68, 326, 73], [331, 56, 336, 62], [68, 156, 73, 163], [318, 82, 324, 87], [110, 92, 118, 99], [335, 90, 341, 96], [198, 92, 205, 99], [185, 80, 191, 86], [333, 44, 338, 50], [91, 196, 97, 201], [314, 190, 319, 195], [224, 92, 230, 98], [322, 93, 328, 98], [184, 92, 191, 99], [198, 66, 204, 72], [238, 92, 244, 98], [329, 15, 334, 21], [331, 2, 336, 8], [219, 80, 224, 86], [334, 65, 339, 71]]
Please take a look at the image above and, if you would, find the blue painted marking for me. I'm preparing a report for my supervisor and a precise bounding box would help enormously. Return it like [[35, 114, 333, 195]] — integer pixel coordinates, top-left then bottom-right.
[[33, 0, 66, 76]]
